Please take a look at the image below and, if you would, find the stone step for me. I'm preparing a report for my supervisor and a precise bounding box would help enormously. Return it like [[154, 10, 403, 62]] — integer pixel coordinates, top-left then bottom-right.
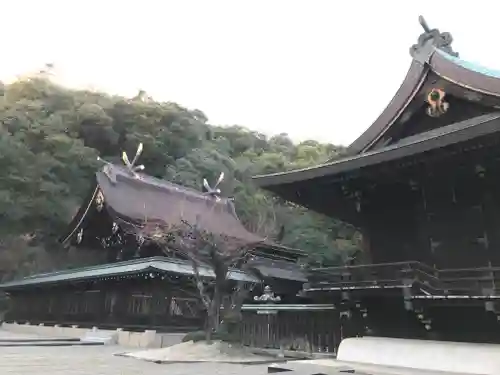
[[0, 340, 104, 347], [81, 330, 117, 345], [0, 337, 80, 343]]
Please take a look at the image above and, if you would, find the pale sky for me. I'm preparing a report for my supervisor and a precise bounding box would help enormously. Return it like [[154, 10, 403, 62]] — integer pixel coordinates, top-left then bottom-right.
[[1, 1, 498, 146]]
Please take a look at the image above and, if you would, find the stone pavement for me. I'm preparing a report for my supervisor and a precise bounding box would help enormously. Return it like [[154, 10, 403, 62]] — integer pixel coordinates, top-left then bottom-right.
[[0, 331, 270, 375]]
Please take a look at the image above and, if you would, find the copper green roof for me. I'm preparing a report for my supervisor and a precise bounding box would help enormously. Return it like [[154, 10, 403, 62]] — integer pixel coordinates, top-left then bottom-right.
[[0, 256, 259, 290], [436, 49, 500, 79]]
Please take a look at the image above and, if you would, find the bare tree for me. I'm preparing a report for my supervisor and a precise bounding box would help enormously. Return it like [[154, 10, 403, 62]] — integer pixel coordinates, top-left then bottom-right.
[[115, 145, 261, 342], [142, 218, 259, 343]]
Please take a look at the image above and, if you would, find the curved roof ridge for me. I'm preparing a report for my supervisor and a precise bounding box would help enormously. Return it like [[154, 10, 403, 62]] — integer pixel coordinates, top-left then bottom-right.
[[345, 61, 429, 156]]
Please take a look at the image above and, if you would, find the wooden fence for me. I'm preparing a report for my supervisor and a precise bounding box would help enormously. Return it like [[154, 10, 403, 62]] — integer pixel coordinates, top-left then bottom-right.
[[237, 304, 340, 353]]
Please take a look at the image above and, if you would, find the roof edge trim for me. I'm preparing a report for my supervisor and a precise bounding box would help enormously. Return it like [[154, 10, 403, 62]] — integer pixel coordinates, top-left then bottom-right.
[[360, 63, 431, 153], [253, 112, 500, 188]]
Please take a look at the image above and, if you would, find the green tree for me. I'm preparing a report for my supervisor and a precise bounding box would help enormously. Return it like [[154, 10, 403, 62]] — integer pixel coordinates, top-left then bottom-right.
[[0, 75, 359, 279]]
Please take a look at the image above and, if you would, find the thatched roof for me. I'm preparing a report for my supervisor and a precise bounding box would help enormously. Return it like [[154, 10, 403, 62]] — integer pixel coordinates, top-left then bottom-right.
[[61, 163, 264, 247]]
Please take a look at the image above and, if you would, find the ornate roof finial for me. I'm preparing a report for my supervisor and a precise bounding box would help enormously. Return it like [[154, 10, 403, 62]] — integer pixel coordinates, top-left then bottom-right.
[[410, 16, 459, 61], [202, 172, 224, 200], [418, 15, 431, 34]]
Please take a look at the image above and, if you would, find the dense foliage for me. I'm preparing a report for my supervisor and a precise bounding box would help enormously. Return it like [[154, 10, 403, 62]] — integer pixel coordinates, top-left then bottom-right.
[[0, 74, 360, 279]]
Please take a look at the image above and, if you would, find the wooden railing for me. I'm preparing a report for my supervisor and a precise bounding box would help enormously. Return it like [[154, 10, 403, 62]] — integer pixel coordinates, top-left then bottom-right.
[[236, 304, 339, 354], [306, 261, 500, 296]]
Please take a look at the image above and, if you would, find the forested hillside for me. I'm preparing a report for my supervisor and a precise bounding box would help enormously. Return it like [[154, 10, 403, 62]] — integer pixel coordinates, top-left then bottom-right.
[[0, 74, 360, 279]]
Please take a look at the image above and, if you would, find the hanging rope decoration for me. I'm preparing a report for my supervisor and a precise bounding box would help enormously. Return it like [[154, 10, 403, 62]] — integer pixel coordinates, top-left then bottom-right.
[[426, 88, 449, 117]]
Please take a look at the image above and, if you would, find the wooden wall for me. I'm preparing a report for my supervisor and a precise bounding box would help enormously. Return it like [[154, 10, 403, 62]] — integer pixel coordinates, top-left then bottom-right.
[[361, 146, 500, 270], [6, 278, 204, 331]]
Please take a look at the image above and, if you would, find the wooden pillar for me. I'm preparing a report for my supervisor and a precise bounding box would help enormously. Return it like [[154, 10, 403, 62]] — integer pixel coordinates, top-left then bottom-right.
[[105, 287, 119, 325], [114, 288, 129, 327], [415, 181, 434, 266], [483, 169, 500, 267], [359, 229, 373, 265]]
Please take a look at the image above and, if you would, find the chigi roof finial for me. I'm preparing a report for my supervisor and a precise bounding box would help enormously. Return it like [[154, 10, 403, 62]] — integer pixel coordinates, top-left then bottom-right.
[[121, 143, 145, 176], [202, 172, 224, 200], [97, 142, 145, 180]]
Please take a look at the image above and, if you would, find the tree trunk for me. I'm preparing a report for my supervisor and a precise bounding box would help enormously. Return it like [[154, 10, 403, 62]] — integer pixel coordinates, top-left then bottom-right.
[[205, 314, 214, 343], [220, 282, 250, 339], [205, 285, 222, 344]]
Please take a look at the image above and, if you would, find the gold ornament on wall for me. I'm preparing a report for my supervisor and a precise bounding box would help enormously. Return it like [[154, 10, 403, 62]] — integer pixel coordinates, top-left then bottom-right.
[[426, 88, 449, 117]]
